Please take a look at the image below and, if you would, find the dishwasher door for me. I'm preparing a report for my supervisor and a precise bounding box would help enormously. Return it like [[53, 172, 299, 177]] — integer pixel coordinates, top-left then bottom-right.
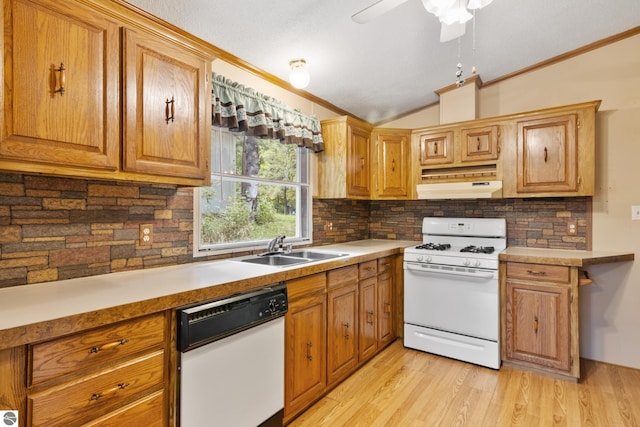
[[179, 316, 284, 426]]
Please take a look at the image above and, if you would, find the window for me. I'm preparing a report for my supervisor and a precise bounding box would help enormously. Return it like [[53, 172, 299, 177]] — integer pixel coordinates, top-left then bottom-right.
[[194, 127, 311, 256]]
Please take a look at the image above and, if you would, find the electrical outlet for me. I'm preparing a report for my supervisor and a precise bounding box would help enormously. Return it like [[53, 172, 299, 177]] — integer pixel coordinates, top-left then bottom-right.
[[633, 205, 640, 221], [567, 220, 577, 235], [139, 224, 153, 245]]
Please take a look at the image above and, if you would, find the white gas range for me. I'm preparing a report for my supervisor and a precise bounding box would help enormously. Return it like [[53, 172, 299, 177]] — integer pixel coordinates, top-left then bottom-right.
[[403, 217, 506, 369]]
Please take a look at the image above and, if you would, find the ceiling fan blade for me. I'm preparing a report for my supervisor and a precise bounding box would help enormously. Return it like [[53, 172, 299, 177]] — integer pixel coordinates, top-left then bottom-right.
[[440, 21, 466, 42], [351, 0, 410, 24]]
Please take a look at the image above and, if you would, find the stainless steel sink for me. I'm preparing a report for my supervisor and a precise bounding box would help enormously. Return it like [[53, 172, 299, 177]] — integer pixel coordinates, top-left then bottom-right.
[[240, 255, 309, 266], [238, 250, 349, 267], [285, 250, 349, 260]]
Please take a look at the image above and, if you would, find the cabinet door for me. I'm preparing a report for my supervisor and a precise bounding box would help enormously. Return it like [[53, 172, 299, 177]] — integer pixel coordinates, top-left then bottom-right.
[[359, 277, 377, 363], [1, 0, 119, 170], [122, 28, 210, 183], [418, 130, 453, 166], [377, 271, 394, 346], [327, 283, 358, 385], [516, 114, 577, 193], [376, 132, 409, 198], [505, 280, 571, 371], [285, 293, 326, 418], [347, 124, 371, 197], [461, 125, 499, 162]]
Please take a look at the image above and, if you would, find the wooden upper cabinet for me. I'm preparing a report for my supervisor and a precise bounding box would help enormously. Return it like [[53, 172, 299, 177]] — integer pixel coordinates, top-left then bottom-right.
[[122, 28, 211, 183], [319, 116, 372, 199], [418, 130, 454, 166], [0, 0, 119, 170], [346, 123, 371, 197], [502, 100, 599, 198], [517, 114, 577, 193], [371, 129, 410, 199], [461, 125, 499, 162]]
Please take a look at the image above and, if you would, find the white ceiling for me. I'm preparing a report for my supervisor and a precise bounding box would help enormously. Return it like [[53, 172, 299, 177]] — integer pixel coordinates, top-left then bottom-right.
[[127, 0, 640, 124]]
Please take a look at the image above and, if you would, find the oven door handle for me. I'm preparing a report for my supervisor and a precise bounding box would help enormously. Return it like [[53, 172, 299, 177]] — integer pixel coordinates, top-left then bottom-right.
[[404, 263, 495, 279]]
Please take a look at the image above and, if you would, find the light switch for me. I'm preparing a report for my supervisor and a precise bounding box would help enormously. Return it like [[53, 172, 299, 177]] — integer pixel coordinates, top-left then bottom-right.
[[632, 206, 640, 221]]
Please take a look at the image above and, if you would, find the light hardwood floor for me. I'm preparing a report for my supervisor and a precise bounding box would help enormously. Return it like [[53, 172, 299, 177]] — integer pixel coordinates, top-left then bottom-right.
[[289, 340, 640, 426]]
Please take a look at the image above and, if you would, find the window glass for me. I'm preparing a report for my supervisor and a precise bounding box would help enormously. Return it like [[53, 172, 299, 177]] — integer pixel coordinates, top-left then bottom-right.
[[194, 127, 311, 255]]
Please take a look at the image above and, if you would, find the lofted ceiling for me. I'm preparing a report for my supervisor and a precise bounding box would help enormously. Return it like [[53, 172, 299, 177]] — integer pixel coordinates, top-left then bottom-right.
[[126, 0, 640, 125]]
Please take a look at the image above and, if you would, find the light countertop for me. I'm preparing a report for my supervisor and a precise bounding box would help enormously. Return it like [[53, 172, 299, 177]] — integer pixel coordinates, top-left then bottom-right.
[[499, 247, 635, 267], [0, 239, 418, 349]]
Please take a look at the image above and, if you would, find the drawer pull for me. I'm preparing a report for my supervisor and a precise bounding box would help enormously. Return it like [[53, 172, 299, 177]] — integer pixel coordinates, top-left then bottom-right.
[[534, 316, 539, 335], [54, 63, 66, 96], [306, 341, 313, 362], [90, 382, 129, 401], [89, 338, 129, 354], [165, 96, 175, 123], [526, 270, 547, 277], [343, 322, 350, 340]]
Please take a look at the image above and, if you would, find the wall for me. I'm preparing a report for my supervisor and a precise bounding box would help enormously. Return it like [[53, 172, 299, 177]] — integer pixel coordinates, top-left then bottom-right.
[[382, 34, 640, 369]]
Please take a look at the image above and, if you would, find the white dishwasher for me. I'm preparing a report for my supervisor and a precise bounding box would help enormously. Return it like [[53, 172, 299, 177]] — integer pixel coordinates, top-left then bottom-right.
[[177, 283, 288, 427]]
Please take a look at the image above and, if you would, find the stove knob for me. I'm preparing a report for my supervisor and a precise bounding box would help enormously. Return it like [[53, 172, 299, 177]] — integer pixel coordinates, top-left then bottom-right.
[[463, 259, 471, 266], [417, 255, 424, 262], [473, 259, 481, 267], [426, 256, 432, 263]]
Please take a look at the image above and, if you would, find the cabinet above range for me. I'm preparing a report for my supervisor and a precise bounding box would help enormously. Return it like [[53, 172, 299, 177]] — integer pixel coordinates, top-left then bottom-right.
[[0, 0, 215, 186]]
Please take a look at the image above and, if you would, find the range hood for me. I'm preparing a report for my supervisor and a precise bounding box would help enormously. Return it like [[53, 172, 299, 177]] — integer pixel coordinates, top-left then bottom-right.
[[416, 181, 503, 200]]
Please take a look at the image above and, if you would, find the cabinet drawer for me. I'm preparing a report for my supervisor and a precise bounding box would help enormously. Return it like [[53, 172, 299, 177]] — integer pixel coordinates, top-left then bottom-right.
[[287, 273, 326, 300], [506, 262, 570, 284], [29, 351, 164, 427], [377, 257, 394, 275], [82, 389, 165, 427], [359, 261, 377, 280], [30, 313, 165, 385], [328, 265, 358, 289]]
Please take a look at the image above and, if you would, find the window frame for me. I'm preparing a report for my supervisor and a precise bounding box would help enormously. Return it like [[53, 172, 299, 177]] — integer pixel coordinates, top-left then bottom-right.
[[193, 127, 313, 257]]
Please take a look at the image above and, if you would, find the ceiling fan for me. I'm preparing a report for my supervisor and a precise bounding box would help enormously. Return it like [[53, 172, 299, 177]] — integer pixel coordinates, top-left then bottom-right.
[[352, 0, 493, 42]]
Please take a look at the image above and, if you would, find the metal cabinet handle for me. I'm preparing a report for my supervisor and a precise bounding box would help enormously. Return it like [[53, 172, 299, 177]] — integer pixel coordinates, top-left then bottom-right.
[[391, 159, 396, 172], [343, 322, 350, 340], [165, 96, 175, 123], [434, 141, 438, 155], [88, 338, 129, 354], [366, 310, 374, 325], [526, 270, 547, 277], [543, 147, 548, 163], [477, 136, 481, 151], [90, 382, 129, 401], [534, 316, 539, 335], [306, 341, 313, 362], [54, 63, 66, 96]]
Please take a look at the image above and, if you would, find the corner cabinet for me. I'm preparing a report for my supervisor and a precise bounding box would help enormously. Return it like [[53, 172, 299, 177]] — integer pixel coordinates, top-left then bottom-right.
[[502, 100, 600, 198], [0, 0, 214, 186], [319, 116, 373, 199], [501, 262, 580, 380]]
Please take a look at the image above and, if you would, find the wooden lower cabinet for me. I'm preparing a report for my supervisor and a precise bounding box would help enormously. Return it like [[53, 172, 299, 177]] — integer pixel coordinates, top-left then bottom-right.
[[502, 261, 580, 380], [327, 266, 359, 386], [24, 312, 169, 426], [284, 258, 398, 422], [284, 273, 327, 422]]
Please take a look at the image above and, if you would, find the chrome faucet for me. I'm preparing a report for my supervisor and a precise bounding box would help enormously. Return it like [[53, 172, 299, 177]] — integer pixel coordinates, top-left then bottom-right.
[[267, 235, 286, 254]]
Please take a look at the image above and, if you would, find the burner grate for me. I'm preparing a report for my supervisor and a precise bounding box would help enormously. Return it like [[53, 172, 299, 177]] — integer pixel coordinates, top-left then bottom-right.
[[416, 243, 451, 251], [460, 245, 495, 254]]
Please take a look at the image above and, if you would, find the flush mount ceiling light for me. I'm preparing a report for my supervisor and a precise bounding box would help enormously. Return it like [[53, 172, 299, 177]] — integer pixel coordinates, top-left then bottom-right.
[[289, 59, 310, 89]]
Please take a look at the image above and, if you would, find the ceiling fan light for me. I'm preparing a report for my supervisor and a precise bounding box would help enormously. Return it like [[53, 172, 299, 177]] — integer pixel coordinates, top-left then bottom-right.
[[421, 0, 455, 17], [439, 5, 472, 25], [289, 59, 310, 89], [467, 0, 493, 10]]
